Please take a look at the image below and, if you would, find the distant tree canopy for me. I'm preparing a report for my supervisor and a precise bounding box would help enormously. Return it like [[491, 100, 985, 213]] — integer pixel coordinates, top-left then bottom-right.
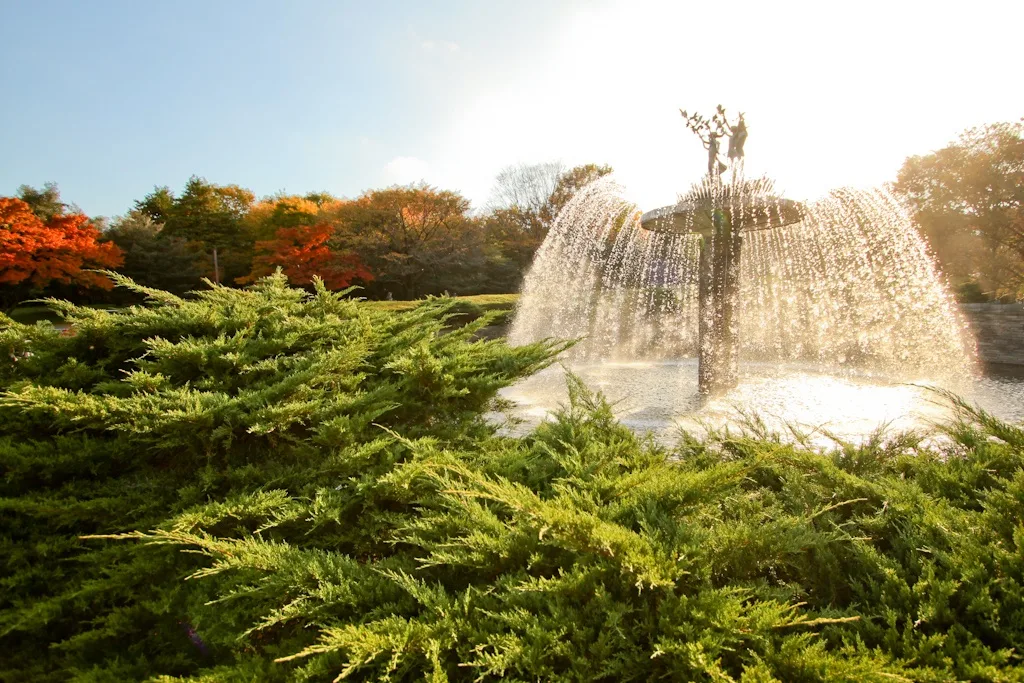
[[243, 222, 372, 290], [102, 210, 202, 296], [13, 125, 1024, 307], [243, 193, 341, 243], [489, 162, 566, 218], [336, 185, 488, 299], [16, 181, 73, 222], [136, 176, 256, 284], [0, 197, 122, 308], [893, 120, 1024, 301], [2, 163, 614, 302], [485, 163, 613, 287]]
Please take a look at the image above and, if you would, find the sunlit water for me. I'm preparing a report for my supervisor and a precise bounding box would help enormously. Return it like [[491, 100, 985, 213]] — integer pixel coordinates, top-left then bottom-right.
[[510, 176, 973, 377], [497, 361, 1024, 444], [502, 175, 1022, 443]]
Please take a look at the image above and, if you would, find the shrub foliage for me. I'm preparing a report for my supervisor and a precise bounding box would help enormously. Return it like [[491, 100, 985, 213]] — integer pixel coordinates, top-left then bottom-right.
[[0, 273, 560, 680], [2, 275, 1024, 681]]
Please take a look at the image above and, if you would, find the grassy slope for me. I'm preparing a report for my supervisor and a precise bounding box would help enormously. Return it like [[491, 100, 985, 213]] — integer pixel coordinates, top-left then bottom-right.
[[366, 293, 519, 324]]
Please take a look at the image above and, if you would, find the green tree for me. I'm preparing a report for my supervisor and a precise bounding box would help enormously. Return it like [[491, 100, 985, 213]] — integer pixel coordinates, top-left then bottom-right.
[[485, 163, 614, 289], [546, 163, 613, 223], [893, 120, 1024, 300], [16, 181, 73, 222], [103, 210, 203, 295], [137, 177, 256, 285], [337, 184, 488, 298], [303, 190, 340, 208], [134, 185, 175, 223]]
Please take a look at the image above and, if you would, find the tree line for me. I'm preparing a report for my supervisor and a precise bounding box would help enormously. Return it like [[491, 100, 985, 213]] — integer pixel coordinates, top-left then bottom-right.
[[0, 163, 611, 309], [2, 117, 1023, 307], [893, 119, 1024, 302]]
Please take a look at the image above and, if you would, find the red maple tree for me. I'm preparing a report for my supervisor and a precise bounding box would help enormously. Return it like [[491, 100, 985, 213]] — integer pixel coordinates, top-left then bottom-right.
[[0, 197, 123, 289], [241, 222, 372, 289]]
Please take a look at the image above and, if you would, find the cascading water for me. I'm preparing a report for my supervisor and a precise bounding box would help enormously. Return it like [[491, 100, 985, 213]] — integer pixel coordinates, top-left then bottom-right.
[[500, 173, 1024, 442], [510, 175, 976, 380]]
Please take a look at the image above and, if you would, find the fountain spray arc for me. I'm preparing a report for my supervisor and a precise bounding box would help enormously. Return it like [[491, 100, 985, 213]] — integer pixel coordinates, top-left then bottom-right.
[[640, 107, 803, 394]]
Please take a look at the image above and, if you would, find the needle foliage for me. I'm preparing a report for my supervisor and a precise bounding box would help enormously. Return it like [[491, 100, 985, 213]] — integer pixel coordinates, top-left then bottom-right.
[[0, 273, 560, 681], [2, 275, 1024, 681]]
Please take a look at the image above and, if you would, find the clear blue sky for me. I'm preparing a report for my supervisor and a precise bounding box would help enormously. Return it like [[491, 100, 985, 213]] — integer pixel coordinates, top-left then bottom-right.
[[2, 0, 583, 216], [4, 0, 1022, 218]]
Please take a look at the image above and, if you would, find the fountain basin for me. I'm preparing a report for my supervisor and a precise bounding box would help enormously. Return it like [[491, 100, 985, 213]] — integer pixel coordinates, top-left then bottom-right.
[[497, 360, 1024, 446]]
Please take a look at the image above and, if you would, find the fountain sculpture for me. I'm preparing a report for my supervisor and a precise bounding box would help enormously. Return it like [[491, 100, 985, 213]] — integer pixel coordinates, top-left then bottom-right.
[[509, 107, 975, 401], [640, 107, 803, 393]]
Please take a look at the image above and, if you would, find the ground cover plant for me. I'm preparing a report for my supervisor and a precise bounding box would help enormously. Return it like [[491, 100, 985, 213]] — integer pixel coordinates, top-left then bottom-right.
[[2, 275, 1023, 681], [0, 274, 558, 681]]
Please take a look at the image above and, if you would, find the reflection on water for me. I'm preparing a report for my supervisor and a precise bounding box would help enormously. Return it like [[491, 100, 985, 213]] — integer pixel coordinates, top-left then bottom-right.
[[498, 360, 1024, 444]]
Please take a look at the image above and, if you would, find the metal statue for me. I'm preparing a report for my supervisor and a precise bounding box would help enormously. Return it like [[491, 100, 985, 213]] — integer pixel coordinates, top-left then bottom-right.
[[680, 106, 747, 177], [726, 113, 747, 160]]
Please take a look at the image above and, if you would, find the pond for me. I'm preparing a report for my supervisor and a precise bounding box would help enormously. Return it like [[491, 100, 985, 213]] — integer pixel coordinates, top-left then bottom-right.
[[498, 359, 1024, 445]]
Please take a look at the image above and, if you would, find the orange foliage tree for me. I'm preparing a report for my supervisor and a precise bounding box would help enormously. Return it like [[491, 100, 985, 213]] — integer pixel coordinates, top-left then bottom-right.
[[0, 197, 123, 292], [241, 223, 372, 290]]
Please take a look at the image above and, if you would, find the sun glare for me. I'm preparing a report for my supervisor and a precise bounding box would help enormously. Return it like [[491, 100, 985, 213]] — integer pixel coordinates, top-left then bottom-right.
[[438, 0, 1022, 212]]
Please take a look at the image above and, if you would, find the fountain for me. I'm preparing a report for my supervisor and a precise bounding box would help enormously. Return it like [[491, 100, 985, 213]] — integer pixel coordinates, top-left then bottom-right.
[[638, 107, 806, 393], [504, 107, 1024, 439]]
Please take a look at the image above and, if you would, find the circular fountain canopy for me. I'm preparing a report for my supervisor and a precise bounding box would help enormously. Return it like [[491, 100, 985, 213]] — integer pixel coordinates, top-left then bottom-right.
[[640, 177, 805, 237]]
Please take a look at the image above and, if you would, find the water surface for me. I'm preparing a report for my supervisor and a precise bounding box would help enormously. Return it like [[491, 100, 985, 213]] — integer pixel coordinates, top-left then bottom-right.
[[499, 360, 1024, 444]]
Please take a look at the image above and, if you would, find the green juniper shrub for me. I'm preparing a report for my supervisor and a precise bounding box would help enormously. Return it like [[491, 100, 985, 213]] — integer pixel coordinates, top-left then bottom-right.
[[0, 273, 561, 681], [114, 379, 1024, 682], [3, 274, 1024, 681]]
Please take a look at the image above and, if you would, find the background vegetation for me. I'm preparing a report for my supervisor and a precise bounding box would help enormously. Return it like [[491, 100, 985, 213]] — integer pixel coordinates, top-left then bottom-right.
[[1, 163, 612, 311], [3, 118, 1020, 312], [893, 119, 1024, 302]]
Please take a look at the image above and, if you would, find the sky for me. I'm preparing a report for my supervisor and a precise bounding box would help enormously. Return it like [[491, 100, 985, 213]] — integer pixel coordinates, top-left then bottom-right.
[[3, 0, 1022, 218]]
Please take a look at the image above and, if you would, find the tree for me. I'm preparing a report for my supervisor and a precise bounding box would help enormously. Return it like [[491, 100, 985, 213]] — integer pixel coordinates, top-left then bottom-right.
[[0, 197, 122, 306], [137, 177, 256, 285], [484, 163, 614, 288], [16, 181, 72, 222], [103, 210, 202, 295], [487, 162, 613, 235], [242, 222, 372, 290], [242, 194, 334, 243], [488, 162, 565, 217], [336, 184, 488, 298], [303, 190, 340, 208], [893, 120, 1024, 300], [134, 185, 175, 223], [547, 163, 614, 222]]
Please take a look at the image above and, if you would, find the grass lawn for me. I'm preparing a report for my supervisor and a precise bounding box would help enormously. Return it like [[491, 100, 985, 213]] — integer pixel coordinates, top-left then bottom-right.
[[363, 293, 520, 325], [365, 293, 518, 311]]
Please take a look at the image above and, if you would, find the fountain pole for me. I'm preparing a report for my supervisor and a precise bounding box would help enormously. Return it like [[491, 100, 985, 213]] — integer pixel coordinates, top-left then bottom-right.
[[641, 106, 803, 395], [697, 207, 742, 394]]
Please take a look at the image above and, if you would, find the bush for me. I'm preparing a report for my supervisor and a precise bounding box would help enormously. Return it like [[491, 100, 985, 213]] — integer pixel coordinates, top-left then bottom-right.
[[956, 280, 990, 304], [0, 273, 559, 681], [115, 382, 1024, 682], [2, 276, 1023, 681]]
